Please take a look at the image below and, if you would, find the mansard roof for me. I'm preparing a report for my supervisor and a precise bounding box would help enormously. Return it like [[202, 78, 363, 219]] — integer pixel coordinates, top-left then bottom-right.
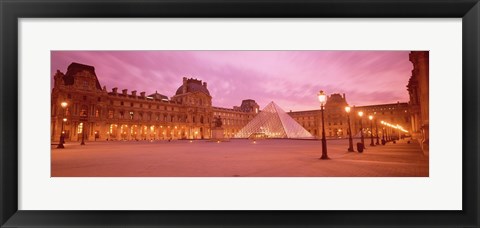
[[63, 62, 102, 90], [148, 91, 168, 100], [175, 78, 210, 96]]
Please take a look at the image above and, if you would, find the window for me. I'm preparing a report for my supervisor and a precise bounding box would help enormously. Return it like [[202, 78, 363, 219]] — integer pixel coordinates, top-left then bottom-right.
[[95, 109, 99, 117], [83, 96, 86, 101], [131, 103, 134, 107], [77, 123, 83, 134], [80, 108, 87, 117], [129, 111, 134, 120], [97, 97, 101, 102], [108, 110, 114, 118]]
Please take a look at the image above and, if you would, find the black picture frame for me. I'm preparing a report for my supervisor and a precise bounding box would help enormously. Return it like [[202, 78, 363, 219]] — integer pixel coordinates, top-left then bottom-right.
[[1, 0, 479, 227]]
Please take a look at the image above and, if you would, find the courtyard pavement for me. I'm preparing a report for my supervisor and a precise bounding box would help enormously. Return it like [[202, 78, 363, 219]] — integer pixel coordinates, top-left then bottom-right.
[[51, 138, 428, 177]]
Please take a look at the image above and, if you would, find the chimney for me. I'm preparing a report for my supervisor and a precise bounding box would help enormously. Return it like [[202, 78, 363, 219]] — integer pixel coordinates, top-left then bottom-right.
[[132, 90, 137, 97], [343, 93, 345, 99], [122, 89, 128, 95], [182, 77, 188, 94], [203, 82, 207, 88], [112, 87, 118, 94], [140, 92, 146, 97]]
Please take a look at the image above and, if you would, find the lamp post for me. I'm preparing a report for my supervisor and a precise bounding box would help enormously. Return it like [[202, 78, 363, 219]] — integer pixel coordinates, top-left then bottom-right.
[[387, 125, 391, 141], [318, 90, 328, 160], [375, 116, 380, 145], [80, 123, 86, 145], [358, 111, 365, 148], [390, 126, 394, 141], [345, 106, 354, 152], [57, 101, 68, 148], [369, 115, 375, 146], [396, 124, 401, 140], [381, 121, 386, 144]]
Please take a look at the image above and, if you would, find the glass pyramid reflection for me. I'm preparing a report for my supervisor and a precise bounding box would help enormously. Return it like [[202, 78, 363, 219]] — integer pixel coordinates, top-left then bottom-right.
[[234, 102, 315, 139]]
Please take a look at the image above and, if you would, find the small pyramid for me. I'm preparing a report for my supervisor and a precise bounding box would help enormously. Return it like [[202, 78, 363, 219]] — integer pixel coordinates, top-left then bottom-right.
[[234, 102, 314, 139]]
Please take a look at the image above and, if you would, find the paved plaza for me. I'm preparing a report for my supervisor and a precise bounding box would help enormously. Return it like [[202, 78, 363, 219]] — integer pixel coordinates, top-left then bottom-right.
[[51, 138, 428, 177]]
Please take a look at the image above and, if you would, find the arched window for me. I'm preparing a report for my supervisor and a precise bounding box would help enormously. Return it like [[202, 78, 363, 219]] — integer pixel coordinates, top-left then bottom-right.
[[80, 105, 88, 117], [77, 123, 83, 134]]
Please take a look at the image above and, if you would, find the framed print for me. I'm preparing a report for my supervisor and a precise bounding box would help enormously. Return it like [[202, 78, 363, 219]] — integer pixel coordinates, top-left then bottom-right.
[[1, 0, 479, 227]]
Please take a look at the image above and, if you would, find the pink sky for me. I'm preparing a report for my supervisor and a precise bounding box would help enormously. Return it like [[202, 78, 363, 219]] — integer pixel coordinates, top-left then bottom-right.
[[51, 51, 413, 111]]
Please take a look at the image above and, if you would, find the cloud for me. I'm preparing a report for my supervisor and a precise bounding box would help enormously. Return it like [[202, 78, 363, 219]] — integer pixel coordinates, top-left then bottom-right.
[[51, 51, 414, 111]]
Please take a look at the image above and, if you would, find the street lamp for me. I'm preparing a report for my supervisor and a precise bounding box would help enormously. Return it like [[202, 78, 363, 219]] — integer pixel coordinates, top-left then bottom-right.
[[81, 123, 86, 145], [318, 90, 328, 160], [396, 124, 401, 140], [369, 115, 375, 146], [386, 124, 390, 141], [381, 121, 386, 145], [345, 106, 354, 152], [375, 115, 380, 145], [358, 111, 365, 149], [57, 101, 68, 148]]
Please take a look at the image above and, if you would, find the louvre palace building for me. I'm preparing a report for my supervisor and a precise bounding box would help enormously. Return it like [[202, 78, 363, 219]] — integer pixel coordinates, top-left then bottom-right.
[[51, 62, 260, 142], [51, 53, 426, 143]]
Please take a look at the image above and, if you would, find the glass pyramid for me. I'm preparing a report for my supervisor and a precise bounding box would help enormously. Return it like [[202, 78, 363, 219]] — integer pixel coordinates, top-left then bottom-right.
[[234, 102, 315, 139]]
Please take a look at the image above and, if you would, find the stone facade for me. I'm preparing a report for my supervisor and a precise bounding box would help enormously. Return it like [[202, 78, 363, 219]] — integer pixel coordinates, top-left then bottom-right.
[[51, 62, 259, 142], [407, 51, 429, 155], [288, 94, 411, 139], [51, 62, 415, 142]]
